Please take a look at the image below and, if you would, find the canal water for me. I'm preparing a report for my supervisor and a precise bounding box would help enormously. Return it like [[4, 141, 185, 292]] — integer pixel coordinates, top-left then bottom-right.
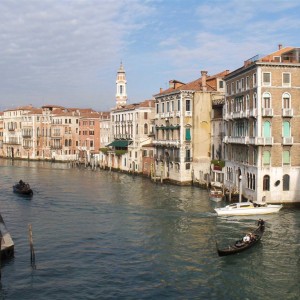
[[0, 159, 299, 300]]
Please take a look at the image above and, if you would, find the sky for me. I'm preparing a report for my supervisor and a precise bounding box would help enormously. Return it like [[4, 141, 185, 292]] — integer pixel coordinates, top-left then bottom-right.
[[1, 0, 300, 112]]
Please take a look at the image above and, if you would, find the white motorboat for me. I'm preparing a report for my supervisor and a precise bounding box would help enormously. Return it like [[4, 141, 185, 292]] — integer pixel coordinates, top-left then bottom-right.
[[209, 189, 224, 202], [214, 201, 283, 216]]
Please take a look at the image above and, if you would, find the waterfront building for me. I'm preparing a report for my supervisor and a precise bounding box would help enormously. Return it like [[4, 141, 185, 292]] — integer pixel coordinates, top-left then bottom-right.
[[2, 105, 34, 159], [78, 109, 101, 164], [223, 45, 300, 203], [0, 112, 3, 157], [99, 112, 111, 168], [153, 70, 229, 184], [107, 100, 155, 173]]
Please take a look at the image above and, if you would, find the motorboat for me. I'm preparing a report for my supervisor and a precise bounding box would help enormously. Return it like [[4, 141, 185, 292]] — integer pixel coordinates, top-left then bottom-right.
[[217, 219, 265, 256], [209, 189, 224, 202], [214, 201, 282, 216]]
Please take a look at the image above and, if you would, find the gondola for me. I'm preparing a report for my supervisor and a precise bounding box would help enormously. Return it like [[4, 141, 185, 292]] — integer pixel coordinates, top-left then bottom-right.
[[13, 180, 33, 196], [216, 219, 265, 256]]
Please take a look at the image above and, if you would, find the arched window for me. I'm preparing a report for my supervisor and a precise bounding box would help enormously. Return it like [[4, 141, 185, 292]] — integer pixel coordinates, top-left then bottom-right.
[[263, 175, 270, 191], [69, 139, 72, 146], [253, 93, 257, 108], [136, 124, 138, 135], [144, 124, 148, 134], [263, 150, 271, 166], [263, 92, 271, 108], [283, 174, 290, 191], [282, 92, 291, 109], [65, 139, 68, 147], [253, 174, 256, 190], [282, 121, 291, 137]]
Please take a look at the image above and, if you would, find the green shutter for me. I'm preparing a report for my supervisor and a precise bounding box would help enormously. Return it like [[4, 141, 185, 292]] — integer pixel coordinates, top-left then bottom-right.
[[186, 128, 191, 141], [263, 151, 270, 165], [283, 150, 290, 165]]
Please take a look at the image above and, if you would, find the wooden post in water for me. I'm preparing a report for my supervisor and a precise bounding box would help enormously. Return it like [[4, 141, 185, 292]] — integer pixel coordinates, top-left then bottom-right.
[[0, 234, 2, 280], [28, 224, 36, 268]]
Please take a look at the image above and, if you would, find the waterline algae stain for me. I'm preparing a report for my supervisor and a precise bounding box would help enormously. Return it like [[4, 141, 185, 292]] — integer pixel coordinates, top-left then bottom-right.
[[0, 160, 299, 299]]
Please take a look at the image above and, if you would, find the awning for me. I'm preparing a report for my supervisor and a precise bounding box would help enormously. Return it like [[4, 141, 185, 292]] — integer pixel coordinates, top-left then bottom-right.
[[107, 140, 132, 148]]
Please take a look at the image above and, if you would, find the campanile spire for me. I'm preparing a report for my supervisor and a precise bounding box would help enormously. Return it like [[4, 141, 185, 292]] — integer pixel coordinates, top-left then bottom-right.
[[115, 62, 127, 108]]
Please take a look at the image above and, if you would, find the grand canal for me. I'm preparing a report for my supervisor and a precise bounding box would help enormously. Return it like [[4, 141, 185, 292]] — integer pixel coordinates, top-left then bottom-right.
[[0, 159, 299, 299]]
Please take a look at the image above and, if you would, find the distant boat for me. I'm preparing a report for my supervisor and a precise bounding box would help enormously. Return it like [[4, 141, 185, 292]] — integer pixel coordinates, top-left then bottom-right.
[[214, 201, 282, 216], [217, 219, 265, 256], [0, 214, 14, 259], [13, 180, 33, 196], [209, 188, 224, 202]]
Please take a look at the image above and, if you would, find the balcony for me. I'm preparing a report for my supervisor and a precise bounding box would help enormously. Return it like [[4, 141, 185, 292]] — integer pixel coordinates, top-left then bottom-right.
[[184, 157, 193, 162], [153, 139, 180, 147], [223, 112, 233, 120], [252, 137, 274, 145], [262, 108, 273, 117], [232, 111, 243, 119], [175, 111, 181, 117], [249, 108, 258, 118], [185, 111, 192, 117], [282, 108, 293, 117], [3, 138, 21, 145], [51, 145, 62, 149], [282, 136, 293, 145]]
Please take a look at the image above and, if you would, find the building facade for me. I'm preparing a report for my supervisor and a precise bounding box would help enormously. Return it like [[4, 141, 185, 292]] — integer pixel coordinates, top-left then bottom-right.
[[153, 70, 229, 184], [223, 45, 300, 203]]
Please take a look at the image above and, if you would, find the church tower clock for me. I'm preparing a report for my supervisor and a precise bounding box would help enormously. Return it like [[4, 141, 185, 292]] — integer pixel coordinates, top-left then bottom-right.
[[115, 62, 127, 108]]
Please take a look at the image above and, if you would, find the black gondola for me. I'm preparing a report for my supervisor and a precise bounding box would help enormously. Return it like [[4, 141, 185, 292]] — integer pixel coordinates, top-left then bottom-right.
[[216, 219, 265, 256], [13, 180, 33, 196]]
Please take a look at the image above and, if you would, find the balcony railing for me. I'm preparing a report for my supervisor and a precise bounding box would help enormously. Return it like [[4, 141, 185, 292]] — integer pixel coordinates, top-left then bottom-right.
[[225, 136, 274, 145], [262, 108, 273, 117], [153, 139, 180, 147], [282, 136, 293, 145], [249, 108, 258, 118], [184, 157, 193, 162], [282, 108, 293, 117]]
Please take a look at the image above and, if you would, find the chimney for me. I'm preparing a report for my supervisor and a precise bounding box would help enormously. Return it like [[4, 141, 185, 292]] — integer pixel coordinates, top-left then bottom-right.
[[278, 44, 282, 50], [160, 87, 163, 93], [201, 71, 208, 91]]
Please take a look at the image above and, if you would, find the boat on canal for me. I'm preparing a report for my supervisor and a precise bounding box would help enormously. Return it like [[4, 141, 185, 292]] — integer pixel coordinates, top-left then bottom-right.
[[216, 219, 265, 256], [0, 214, 14, 259], [13, 180, 33, 196], [214, 201, 282, 216], [209, 188, 224, 202]]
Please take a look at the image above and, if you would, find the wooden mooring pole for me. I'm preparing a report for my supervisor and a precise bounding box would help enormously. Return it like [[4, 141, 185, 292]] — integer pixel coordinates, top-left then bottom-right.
[[28, 224, 36, 268]]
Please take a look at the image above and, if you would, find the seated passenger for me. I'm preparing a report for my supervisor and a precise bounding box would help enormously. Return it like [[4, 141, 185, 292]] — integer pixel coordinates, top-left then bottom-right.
[[243, 234, 250, 243]]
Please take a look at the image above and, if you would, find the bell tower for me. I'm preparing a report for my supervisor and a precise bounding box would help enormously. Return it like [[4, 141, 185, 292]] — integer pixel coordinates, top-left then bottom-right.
[[115, 62, 127, 108]]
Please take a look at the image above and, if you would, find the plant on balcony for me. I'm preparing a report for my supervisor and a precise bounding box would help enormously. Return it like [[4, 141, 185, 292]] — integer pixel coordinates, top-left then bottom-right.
[[115, 150, 127, 156], [211, 159, 225, 170], [99, 148, 109, 154]]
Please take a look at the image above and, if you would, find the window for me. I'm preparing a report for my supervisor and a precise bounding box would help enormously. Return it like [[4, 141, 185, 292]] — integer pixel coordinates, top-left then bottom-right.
[[185, 128, 191, 141], [178, 99, 180, 111], [253, 73, 257, 87], [166, 102, 170, 112], [263, 92, 271, 108], [263, 151, 270, 166], [171, 101, 174, 111], [144, 124, 148, 134], [283, 150, 290, 165], [282, 73, 291, 87], [282, 93, 291, 109], [246, 76, 249, 90], [263, 175, 270, 191], [219, 80, 224, 89], [282, 121, 290, 137], [263, 72, 271, 86], [156, 103, 159, 114], [120, 85, 123, 94], [144, 112, 148, 119], [162, 103, 165, 113], [186, 99, 191, 112], [283, 174, 290, 191]]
